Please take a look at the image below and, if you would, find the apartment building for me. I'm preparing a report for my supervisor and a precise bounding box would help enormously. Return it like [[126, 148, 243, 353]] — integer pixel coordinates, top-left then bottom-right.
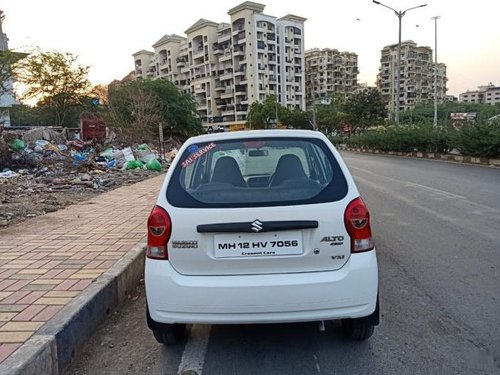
[[132, 1, 306, 129], [377, 40, 447, 114], [305, 48, 358, 105], [459, 83, 500, 105], [0, 10, 16, 127]]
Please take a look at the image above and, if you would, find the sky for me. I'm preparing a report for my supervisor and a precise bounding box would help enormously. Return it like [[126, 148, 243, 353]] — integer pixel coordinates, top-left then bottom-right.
[[1, 0, 499, 96]]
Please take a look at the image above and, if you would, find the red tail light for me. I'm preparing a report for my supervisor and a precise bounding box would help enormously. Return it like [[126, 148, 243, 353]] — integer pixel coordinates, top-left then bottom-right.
[[147, 206, 172, 259], [344, 197, 374, 253]]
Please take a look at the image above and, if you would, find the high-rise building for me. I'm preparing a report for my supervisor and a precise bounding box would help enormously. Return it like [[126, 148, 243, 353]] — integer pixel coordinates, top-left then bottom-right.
[[0, 10, 16, 127], [377, 40, 447, 115], [132, 1, 306, 130], [305, 48, 358, 106]]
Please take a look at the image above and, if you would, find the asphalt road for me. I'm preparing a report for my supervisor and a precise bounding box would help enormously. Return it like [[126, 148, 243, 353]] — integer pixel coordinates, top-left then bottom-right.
[[65, 153, 500, 375]]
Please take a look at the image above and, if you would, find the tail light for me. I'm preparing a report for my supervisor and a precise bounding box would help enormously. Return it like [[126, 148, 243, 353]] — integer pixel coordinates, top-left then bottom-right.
[[344, 197, 374, 253], [147, 206, 172, 259]]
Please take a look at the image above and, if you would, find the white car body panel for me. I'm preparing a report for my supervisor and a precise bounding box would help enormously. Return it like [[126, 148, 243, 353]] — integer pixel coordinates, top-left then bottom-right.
[[146, 251, 378, 324], [146, 130, 378, 325]]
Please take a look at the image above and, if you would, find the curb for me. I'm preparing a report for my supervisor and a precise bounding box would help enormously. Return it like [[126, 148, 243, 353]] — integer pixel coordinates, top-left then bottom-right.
[[338, 147, 500, 168], [0, 241, 146, 375]]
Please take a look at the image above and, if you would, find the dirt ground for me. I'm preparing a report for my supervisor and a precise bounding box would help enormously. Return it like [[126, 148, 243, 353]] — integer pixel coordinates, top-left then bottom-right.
[[63, 282, 168, 375], [0, 168, 165, 228]]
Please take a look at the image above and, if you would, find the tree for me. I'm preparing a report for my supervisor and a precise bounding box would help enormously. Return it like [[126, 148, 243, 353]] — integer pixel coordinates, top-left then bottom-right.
[[15, 50, 92, 127], [280, 107, 311, 129], [343, 88, 387, 133], [107, 79, 201, 140], [247, 95, 284, 129]]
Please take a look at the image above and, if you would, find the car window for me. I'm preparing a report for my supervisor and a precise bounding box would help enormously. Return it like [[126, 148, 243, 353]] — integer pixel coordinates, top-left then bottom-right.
[[168, 137, 348, 208]]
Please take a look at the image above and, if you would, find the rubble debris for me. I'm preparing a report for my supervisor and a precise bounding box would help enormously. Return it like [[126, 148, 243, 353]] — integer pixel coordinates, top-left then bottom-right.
[[23, 127, 67, 145], [0, 128, 186, 229]]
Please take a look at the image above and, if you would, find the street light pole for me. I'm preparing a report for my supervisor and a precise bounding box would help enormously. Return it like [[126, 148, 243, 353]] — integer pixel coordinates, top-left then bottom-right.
[[372, 1, 427, 125], [432, 16, 441, 128]]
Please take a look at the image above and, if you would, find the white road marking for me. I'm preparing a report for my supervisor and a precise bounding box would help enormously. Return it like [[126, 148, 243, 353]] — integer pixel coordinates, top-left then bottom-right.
[[350, 166, 467, 200], [177, 325, 211, 375], [313, 354, 321, 373]]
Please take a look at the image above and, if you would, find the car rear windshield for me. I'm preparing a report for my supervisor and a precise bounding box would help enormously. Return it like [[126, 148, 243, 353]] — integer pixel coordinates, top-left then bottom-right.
[[167, 137, 348, 208]]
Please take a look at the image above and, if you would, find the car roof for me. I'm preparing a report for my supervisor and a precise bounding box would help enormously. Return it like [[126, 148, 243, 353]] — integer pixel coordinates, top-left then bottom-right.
[[186, 130, 326, 144]]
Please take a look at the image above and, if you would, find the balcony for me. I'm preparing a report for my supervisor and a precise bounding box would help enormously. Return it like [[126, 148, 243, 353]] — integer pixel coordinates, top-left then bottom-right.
[[234, 67, 246, 76], [219, 72, 233, 81], [232, 26, 245, 36], [218, 34, 231, 43], [222, 109, 235, 116], [194, 85, 206, 94], [220, 90, 234, 99], [219, 53, 232, 63], [197, 100, 208, 110], [234, 49, 245, 57], [176, 58, 187, 67], [213, 43, 223, 55]]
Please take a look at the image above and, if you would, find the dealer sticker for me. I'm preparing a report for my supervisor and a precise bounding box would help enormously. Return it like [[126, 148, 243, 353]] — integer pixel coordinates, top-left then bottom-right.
[[181, 142, 216, 168]]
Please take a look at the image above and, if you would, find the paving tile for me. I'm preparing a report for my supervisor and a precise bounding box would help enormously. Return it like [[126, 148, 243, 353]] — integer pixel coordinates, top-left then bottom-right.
[[0, 291, 31, 304], [20, 284, 54, 292], [53, 279, 79, 291], [69, 279, 92, 291], [0, 343, 22, 363], [30, 279, 62, 285], [0, 305, 27, 313], [16, 291, 46, 305], [0, 322, 44, 331], [4, 280, 31, 291], [33, 297, 72, 305], [69, 273, 101, 279], [44, 291, 79, 298], [0, 175, 164, 363], [0, 313, 16, 322], [32, 306, 63, 322], [0, 331, 34, 343], [12, 305, 45, 322], [16, 269, 49, 275]]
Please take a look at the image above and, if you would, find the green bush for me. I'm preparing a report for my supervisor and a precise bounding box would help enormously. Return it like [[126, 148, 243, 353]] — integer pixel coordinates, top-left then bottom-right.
[[345, 124, 451, 153], [450, 119, 500, 157], [341, 120, 499, 158]]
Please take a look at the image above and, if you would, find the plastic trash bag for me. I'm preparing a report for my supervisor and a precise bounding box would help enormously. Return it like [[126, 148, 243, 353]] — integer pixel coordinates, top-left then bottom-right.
[[11, 139, 25, 151], [125, 160, 144, 170], [146, 158, 162, 171]]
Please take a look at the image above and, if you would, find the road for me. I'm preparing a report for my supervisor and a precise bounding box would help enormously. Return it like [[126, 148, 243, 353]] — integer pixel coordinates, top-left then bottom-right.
[[65, 152, 500, 375]]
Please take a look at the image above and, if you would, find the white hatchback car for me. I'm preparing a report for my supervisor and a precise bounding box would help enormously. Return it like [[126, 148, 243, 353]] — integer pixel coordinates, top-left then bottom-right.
[[145, 130, 379, 344]]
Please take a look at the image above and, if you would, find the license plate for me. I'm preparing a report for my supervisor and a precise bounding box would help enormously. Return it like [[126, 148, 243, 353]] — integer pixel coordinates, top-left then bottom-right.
[[214, 232, 303, 258]]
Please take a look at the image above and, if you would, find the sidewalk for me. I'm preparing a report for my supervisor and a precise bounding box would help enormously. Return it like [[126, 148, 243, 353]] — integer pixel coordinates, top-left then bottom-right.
[[0, 173, 165, 374]]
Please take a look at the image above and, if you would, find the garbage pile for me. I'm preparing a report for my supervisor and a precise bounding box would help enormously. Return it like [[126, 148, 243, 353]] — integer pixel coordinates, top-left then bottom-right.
[[3, 127, 175, 172], [0, 127, 181, 228]]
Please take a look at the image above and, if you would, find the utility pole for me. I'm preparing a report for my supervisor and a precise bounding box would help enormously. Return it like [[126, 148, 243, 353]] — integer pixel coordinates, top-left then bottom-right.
[[432, 16, 441, 128], [373, 1, 427, 125]]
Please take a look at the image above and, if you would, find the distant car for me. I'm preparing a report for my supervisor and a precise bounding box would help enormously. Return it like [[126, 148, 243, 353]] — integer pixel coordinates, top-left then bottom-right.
[[145, 130, 379, 344]]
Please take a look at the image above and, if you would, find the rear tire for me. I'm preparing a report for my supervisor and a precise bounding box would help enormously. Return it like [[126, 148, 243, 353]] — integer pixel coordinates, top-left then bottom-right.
[[341, 318, 375, 341], [147, 304, 186, 345], [152, 323, 187, 345]]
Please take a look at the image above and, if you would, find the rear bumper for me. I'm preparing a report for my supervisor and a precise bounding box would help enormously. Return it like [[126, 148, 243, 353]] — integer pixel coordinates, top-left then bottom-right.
[[145, 251, 378, 324]]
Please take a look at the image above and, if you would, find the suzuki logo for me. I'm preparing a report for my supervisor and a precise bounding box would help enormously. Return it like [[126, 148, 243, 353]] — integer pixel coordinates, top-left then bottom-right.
[[251, 220, 263, 232]]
